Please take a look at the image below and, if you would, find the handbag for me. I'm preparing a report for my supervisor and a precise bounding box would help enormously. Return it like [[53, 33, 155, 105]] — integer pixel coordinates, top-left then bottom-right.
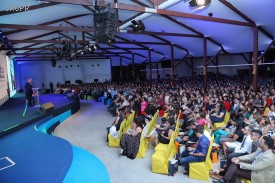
[[168, 158, 178, 176]]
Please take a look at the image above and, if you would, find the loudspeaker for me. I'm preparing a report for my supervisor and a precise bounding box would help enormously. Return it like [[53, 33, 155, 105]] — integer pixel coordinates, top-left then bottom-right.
[[51, 58, 56, 67], [38, 102, 54, 114], [94, 7, 116, 43]]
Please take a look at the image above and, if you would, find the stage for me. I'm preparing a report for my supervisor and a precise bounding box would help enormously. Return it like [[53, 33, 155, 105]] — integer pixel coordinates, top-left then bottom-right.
[[0, 93, 110, 183], [0, 93, 80, 137]]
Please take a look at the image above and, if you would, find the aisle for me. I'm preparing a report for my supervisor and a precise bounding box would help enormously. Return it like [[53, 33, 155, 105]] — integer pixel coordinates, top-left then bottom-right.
[[55, 100, 212, 183]]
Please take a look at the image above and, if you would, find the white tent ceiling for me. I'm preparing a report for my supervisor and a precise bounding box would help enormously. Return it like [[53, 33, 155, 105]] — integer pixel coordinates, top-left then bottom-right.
[[0, 0, 274, 65]]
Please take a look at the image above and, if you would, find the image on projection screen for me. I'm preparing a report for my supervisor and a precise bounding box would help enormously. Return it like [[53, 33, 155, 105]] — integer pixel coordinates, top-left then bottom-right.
[[6, 56, 16, 97], [0, 53, 8, 106]]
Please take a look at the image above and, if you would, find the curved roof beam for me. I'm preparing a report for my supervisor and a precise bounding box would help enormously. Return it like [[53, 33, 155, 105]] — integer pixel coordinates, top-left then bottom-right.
[[5, 13, 90, 35]]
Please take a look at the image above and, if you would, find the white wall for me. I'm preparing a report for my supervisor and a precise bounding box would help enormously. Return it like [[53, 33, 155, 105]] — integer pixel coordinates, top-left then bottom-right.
[[16, 59, 111, 90], [142, 53, 252, 78], [193, 53, 251, 76], [174, 60, 193, 77]]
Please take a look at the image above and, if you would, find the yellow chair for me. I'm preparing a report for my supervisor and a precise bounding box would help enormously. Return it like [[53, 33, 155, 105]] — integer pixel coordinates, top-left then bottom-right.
[[147, 111, 159, 136], [151, 134, 177, 175], [213, 112, 230, 130], [206, 135, 214, 170], [108, 119, 126, 147], [189, 137, 213, 181], [154, 131, 176, 153], [263, 107, 270, 116], [136, 123, 149, 158], [125, 111, 135, 131], [137, 111, 159, 158], [204, 123, 211, 134]]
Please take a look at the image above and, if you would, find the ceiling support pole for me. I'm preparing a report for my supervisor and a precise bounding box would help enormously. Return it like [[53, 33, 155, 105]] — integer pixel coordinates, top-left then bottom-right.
[[132, 53, 135, 81], [120, 57, 123, 82], [148, 49, 152, 84], [171, 44, 175, 80], [110, 58, 113, 81], [216, 56, 219, 81], [191, 57, 194, 81], [252, 26, 259, 92], [203, 37, 208, 92]]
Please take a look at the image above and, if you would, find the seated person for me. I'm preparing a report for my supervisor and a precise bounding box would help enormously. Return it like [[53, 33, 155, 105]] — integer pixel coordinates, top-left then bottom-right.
[[115, 95, 130, 116], [106, 110, 126, 141], [213, 136, 275, 183], [209, 102, 226, 124], [213, 115, 237, 144], [119, 116, 144, 159], [149, 117, 175, 146], [178, 121, 198, 148], [179, 125, 210, 176], [258, 116, 272, 136], [226, 126, 253, 167], [222, 119, 245, 159], [146, 117, 169, 139]]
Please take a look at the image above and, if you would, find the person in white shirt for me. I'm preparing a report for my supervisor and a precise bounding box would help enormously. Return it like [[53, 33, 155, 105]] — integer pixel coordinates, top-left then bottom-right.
[[226, 126, 253, 165]]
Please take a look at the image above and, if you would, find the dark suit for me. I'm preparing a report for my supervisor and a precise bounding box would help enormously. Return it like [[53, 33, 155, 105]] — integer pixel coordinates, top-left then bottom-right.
[[25, 81, 33, 106]]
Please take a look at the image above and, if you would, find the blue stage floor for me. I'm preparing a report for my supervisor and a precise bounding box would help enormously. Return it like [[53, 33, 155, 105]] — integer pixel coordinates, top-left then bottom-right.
[[0, 94, 110, 183]]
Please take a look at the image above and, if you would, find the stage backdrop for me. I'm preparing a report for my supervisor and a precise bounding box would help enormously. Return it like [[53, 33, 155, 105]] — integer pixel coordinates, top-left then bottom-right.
[[16, 59, 111, 91], [0, 51, 8, 106], [6, 56, 16, 97]]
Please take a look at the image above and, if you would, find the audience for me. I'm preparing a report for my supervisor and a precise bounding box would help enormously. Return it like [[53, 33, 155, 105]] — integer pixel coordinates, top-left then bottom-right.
[[54, 73, 275, 180], [213, 136, 275, 183]]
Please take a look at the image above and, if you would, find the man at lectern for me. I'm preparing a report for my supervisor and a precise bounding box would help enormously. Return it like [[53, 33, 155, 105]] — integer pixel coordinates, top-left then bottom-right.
[[25, 77, 34, 107]]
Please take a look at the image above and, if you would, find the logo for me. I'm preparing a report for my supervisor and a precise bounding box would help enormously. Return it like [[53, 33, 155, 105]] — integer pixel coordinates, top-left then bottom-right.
[[4, 0, 45, 12]]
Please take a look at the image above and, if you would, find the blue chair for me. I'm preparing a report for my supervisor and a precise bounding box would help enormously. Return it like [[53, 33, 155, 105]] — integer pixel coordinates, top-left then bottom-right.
[[106, 99, 112, 105]]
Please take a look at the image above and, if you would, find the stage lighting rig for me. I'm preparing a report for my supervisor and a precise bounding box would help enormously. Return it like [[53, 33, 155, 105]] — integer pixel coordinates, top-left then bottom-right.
[[0, 30, 16, 54]]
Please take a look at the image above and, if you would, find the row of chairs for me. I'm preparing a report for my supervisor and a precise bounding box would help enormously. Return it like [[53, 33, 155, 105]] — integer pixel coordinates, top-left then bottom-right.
[[136, 111, 159, 158], [151, 110, 215, 180], [108, 111, 136, 147], [151, 113, 181, 175]]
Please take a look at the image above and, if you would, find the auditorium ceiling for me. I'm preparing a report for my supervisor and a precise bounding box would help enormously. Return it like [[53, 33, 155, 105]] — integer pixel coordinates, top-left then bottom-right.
[[0, 0, 275, 65]]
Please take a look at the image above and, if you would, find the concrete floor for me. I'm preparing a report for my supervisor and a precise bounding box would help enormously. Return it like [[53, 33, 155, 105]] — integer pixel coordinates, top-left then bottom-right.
[[55, 100, 216, 183]]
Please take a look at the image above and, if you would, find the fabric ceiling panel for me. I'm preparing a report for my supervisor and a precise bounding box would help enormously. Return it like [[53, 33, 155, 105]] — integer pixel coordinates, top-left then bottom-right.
[[167, 0, 247, 22], [142, 14, 198, 35]]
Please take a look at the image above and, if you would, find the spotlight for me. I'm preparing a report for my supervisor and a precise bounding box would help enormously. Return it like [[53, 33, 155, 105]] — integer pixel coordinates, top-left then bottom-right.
[[77, 50, 85, 55], [86, 47, 93, 52], [93, 45, 98, 50], [130, 20, 145, 33], [189, 0, 211, 7], [106, 38, 115, 45]]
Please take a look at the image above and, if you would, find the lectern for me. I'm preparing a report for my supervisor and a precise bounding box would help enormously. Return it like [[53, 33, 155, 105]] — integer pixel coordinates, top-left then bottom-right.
[[32, 88, 40, 107]]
